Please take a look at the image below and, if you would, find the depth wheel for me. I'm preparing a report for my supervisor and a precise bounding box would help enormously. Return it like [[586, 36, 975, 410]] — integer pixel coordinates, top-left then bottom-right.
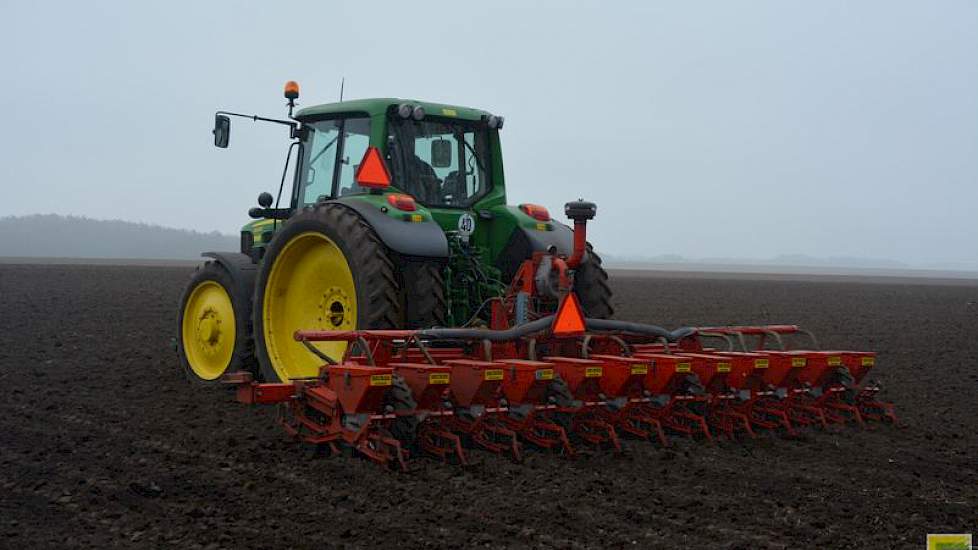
[[177, 261, 255, 382], [254, 203, 400, 382], [386, 375, 420, 447]]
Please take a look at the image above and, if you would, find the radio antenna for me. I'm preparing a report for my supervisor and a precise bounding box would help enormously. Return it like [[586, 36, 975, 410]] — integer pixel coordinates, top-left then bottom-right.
[[339, 77, 345, 101]]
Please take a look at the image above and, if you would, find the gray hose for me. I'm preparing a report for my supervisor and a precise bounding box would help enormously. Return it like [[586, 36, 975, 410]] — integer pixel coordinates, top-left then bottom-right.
[[417, 316, 696, 343], [586, 319, 696, 342], [418, 316, 554, 341]]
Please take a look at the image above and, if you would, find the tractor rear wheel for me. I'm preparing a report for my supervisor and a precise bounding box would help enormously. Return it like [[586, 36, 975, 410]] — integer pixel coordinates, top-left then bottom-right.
[[574, 244, 614, 319], [253, 203, 400, 382], [402, 260, 448, 329], [177, 261, 255, 382]]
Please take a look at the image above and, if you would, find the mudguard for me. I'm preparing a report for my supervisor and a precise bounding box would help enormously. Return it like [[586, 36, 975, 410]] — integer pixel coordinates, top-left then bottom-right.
[[524, 220, 574, 255], [334, 198, 449, 258], [201, 252, 258, 301], [495, 221, 574, 281]]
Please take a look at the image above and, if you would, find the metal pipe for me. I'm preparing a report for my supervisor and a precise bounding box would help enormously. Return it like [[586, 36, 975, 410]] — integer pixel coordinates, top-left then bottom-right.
[[566, 221, 587, 268], [564, 200, 597, 269]]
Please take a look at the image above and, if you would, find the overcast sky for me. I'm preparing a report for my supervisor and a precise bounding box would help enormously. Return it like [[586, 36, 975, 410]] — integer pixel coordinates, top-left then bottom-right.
[[1, 1, 975, 268]]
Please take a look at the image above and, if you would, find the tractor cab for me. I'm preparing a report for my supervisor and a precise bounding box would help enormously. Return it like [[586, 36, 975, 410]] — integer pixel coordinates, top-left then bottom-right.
[[286, 97, 501, 206], [288, 97, 509, 239], [219, 87, 573, 295]]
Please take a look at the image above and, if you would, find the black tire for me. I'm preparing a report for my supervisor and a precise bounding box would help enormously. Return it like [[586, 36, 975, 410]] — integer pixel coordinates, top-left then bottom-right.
[[253, 203, 401, 382], [386, 374, 419, 447], [401, 260, 448, 329], [831, 367, 857, 403], [574, 244, 614, 319], [176, 261, 256, 383]]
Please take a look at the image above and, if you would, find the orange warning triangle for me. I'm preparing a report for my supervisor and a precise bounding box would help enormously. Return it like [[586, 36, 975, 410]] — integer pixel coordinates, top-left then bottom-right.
[[552, 293, 587, 336], [355, 146, 391, 188]]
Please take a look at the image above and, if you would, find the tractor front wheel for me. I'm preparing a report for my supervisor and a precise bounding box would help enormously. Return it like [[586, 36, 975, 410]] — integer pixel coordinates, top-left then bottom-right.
[[177, 262, 255, 382], [253, 203, 401, 382]]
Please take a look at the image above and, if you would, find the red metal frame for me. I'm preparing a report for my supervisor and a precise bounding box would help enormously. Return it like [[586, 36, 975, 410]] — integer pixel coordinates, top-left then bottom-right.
[[222, 315, 894, 469]]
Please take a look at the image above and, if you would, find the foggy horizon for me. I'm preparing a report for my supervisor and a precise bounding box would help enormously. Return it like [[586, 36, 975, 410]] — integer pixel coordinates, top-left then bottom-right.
[[4, 212, 976, 273], [1, 1, 975, 269]]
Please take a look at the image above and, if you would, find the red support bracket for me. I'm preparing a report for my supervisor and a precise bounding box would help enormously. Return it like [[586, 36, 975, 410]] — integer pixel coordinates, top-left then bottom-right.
[[616, 403, 670, 447], [418, 419, 468, 465], [500, 411, 575, 456], [449, 415, 522, 463]]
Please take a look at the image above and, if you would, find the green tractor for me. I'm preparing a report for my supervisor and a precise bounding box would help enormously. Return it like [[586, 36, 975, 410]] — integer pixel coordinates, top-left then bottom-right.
[[177, 81, 613, 384]]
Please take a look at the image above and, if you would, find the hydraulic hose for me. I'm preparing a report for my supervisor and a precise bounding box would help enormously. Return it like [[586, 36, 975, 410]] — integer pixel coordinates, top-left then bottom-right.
[[585, 319, 697, 342], [417, 316, 696, 343], [418, 316, 555, 341]]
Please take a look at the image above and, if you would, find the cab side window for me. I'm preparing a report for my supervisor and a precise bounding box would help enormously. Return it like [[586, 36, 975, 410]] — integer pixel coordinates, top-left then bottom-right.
[[301, 119, 341, 205], [299, 116, 371, 205], [335, 118, 371, 197]]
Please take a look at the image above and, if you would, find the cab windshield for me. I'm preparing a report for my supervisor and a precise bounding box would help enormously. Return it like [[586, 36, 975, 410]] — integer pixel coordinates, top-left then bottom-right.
[[387, 117, 491, 208]]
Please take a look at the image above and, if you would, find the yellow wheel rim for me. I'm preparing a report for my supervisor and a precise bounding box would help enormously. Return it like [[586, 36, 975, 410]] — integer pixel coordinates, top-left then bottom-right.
[[263, 231, 356, 381], [182, 280, 236, 380]]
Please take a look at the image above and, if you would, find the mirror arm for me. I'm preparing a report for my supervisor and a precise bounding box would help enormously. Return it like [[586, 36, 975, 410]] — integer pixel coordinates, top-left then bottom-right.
[[216, 110, 297, 131]]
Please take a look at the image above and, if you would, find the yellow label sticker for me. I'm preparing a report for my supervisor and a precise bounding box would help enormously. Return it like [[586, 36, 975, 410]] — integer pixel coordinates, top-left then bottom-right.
[[717, 362, 732, 373], [410, 214, 424, 223], [441, 108, 458, 117], [369, 374, 392, 386], [675, 362, 691, 373], [827, 356, 842, 366], [535, 369, 554, 381], [926, 534, 972, 550], [585, 366, 603, 378], [861, 357, 875, 367], [428, 372, 450, 385], [754, 359, 769, 369], [535, 222, 548, 231], [791, 357, 807, 368], [484, 368, 504, 381], [630, 364, 649, 375]]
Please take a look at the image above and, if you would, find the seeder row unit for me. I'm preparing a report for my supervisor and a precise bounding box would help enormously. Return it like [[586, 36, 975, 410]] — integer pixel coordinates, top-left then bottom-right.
[[224, 296, 896, 470]]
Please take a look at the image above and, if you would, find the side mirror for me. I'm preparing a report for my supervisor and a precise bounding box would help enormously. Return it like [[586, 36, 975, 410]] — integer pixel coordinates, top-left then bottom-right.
[[257, 192, 274, 208], [430, 138, 452, 168], [213, 114, 230, 148]]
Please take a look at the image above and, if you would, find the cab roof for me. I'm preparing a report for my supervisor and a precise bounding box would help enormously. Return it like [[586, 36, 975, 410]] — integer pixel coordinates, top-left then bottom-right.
[[294, 97, 492, 122]]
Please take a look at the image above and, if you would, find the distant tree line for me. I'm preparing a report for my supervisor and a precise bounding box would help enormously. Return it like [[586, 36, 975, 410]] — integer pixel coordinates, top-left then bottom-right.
[[0, 214, 238, 259]]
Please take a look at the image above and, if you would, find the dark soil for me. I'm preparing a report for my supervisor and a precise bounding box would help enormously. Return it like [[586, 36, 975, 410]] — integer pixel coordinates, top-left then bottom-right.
[[1, 264, 975, 549]]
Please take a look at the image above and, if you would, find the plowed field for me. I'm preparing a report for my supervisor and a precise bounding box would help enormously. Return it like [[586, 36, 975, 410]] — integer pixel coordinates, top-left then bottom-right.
[[1, 263, 975, 549]]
